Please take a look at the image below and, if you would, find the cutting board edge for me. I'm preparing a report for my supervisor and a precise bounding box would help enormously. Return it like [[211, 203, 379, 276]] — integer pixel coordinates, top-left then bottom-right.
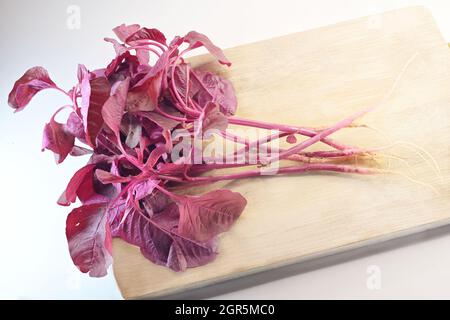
[[116, 217, 450, 299]]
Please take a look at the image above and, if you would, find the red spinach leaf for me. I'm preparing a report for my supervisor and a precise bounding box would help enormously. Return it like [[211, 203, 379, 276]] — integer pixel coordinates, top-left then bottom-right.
[[66, 203, 112, 277], [8, 66, 56, 111], [70, 145, 93, 156], [116, 204, 217, 271], [81, 76, 111, 147], [178, 190, 247, 242], [192, 70, 237, 116], [126, 27, 167, 45], [184, 31, 231, 66], [42, 119, 75, 164], [58, 164, 96, 206], [113, 24, 140, 42], [102, 77, 130, 136], [95, 169, 131, 184], [198, 102, 228, 135], [65, 112, 85, 140]]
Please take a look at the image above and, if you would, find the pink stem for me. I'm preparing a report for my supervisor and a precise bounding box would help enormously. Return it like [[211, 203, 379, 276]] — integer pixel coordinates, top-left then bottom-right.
[[169, 65, 201, 117], [54, 86, 71, 98], [116, 137, 144, 170], [129, 40, 167, 51], [217, 130, 285, 164], [185, 63, 190, 108], [217, 131, 249, 145], [229, 117, 353, 151], [184, 163, 375, 183], [276, 106, 374, 160], [207, 130, 358, 165], [50, 105, 75, 122]]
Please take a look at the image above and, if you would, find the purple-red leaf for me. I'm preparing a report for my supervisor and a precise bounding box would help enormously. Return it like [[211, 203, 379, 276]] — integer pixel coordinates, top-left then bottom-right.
[[76, 167, 110, 205], [124, 27, 167, 65], [66, 203, 112, 277], [78, 64, 91, 115], [199, 102, 228, 134], [42, 119, 75, 164], [64, 112, 85, 140], [102, 77, 130, 136], [126, 71, 163, 112], [8, 66, 56, 111], [95, 169, 131, 184], [113, 24, 140, 42], [139, 111, 180, 131], [58, 164, 96, 205], [58, 164, 108, 206], [109, 159, 122, 193], [70, 145, 93, 156], [192, 70, 237, 116], [116, 204, 216, 271], [184, 31, 231, 67], [122, 114, 142, 148], [133, 49, 169, 87], [81, 76, 111, 147], [96, 131, 122, 155], [125, 27, 167, 45], [125, 89, 151, 112], [178, 190, 247, 242], [132, 179, 159, 201], [136, 49, 150, 65], [104, 37, 127, 56]]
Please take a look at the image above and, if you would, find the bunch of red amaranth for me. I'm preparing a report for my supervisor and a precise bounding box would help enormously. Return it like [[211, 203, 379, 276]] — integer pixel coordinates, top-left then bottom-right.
[[8, 24, 375, 276]]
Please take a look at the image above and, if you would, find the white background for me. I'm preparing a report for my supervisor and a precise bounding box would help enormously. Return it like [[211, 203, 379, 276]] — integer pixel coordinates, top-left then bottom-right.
[[1, 0, 450, 299]]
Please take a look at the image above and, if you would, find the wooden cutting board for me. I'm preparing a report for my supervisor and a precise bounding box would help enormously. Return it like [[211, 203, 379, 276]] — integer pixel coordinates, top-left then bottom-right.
[[112, 6, 450, 299]]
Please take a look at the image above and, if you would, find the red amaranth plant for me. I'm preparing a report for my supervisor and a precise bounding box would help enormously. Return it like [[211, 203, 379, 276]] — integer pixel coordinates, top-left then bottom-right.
[[8, 24, 379, 277]]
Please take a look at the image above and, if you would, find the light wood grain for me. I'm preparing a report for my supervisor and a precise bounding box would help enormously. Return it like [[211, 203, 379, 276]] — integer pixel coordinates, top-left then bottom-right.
[[112, 6, 450, 299]]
